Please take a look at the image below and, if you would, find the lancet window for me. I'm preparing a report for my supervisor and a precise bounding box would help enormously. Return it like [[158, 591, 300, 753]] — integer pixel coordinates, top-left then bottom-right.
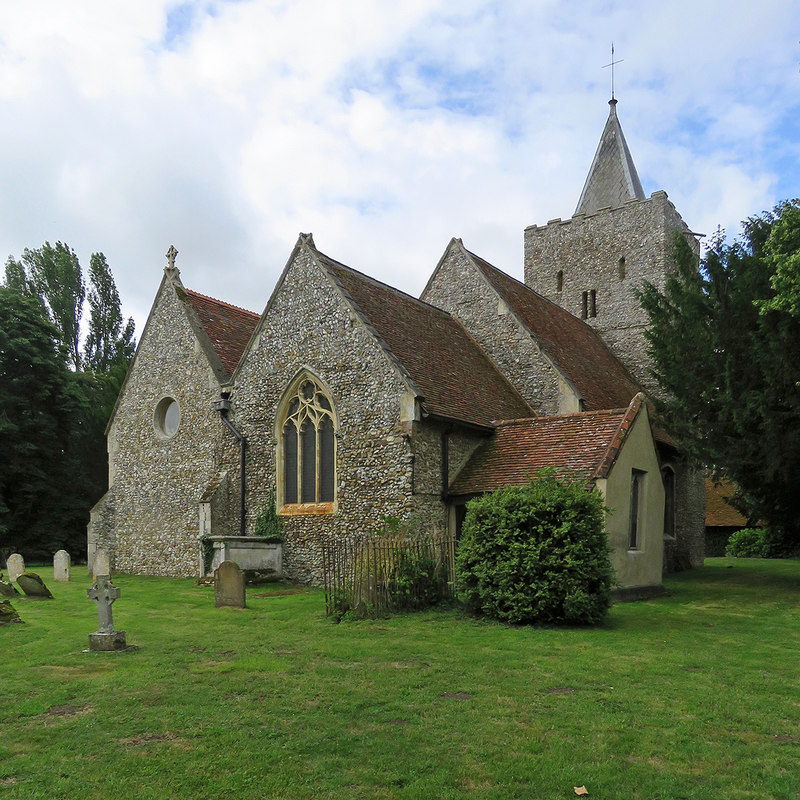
[[279, 376, 336, 510]]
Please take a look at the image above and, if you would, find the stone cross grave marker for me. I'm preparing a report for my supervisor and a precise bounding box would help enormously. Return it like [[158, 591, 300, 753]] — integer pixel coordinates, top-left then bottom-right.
[[215, 560, 246, 608], [86, 574, 127, 651], [7, 553, 24, 583], [53, 550, 71, 582]]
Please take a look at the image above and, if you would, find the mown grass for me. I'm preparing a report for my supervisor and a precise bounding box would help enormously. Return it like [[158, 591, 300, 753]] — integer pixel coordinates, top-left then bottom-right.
[[2, 558, 799, 799]]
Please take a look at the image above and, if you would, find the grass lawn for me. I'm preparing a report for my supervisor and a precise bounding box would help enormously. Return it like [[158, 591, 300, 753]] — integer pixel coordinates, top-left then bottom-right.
[[2, 558, 799, 799]]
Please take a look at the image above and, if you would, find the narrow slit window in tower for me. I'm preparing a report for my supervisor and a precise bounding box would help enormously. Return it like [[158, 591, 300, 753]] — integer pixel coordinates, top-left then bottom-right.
[[589, 289, 597, 318], [618, 256, 626, 280], [556, 270, 564, 292], [581, 291, 588, 319]]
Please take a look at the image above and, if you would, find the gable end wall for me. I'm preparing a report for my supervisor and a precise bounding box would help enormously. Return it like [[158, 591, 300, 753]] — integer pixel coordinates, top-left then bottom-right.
[[422, 248, 565, 415], [97, 282, 239, 576]]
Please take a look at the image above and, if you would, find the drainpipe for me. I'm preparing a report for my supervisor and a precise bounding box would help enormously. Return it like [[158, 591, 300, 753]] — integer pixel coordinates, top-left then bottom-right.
[[214, 393, 247, 537]]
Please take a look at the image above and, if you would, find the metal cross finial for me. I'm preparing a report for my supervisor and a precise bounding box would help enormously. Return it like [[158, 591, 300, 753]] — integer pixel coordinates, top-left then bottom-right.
[[603, 43, 624, 101], [166, 245, 178, 269]]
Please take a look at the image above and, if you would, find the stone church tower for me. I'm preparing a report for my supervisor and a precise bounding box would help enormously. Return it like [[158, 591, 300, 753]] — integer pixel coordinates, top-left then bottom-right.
[[524, 98, 705, 569], [524, 99, 699, 397]]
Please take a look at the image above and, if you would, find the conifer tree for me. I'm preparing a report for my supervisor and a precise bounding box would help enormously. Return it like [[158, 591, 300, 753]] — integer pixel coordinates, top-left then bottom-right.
[[638, 200, 800, 545]]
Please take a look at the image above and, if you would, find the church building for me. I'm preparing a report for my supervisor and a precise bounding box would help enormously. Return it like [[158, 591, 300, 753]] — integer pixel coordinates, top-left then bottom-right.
[[88, 99, 705, 592]]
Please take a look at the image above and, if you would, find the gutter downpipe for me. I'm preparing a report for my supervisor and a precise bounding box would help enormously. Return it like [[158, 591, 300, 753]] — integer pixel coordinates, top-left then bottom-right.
[[214, 394, 247, 537]]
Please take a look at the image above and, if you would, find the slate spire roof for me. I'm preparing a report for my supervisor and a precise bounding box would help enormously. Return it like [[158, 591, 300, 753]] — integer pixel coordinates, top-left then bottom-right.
[[575, 99, 645, 215]]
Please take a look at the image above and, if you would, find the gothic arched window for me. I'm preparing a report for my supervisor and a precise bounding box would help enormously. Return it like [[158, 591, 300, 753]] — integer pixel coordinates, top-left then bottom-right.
[[279, 375, 336, 511], [662, 466, 676, 538]]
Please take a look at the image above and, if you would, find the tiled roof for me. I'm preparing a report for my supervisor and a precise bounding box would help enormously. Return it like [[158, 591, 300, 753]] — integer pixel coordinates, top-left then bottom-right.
[[184, 290, 259, 378], [314, 250, 533, 428], [466, 249, 643, 410], [449, 394, 645, 495], [705, 478, 748, 528], [576, 99, 645, 215]]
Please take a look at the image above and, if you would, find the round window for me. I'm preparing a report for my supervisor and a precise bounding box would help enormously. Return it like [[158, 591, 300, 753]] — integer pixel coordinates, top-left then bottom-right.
[[155, 397, 181, 439]]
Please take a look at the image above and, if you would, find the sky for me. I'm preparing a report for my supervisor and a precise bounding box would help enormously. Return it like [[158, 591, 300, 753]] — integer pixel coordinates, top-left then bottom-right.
[[0, 1, 798, 335]]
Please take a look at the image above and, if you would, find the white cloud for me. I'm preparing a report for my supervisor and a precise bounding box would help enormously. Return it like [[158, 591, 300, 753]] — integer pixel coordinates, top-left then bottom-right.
[[0, 1, 796, 332]]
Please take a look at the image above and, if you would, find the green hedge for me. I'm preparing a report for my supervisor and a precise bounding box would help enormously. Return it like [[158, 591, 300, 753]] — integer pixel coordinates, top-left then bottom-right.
[[456, 472, 613, 625], [725, 527, 791, 558]]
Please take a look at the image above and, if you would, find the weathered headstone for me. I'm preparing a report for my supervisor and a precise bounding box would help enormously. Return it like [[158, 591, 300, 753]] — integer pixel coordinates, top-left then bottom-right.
[[17, 572, 54, 599], [214, 560, 246, 608], [53, 550, 71, 582], [94, 550, 111, 578], [7, 553, 24, 583], [0, 572, 19, 597], [0, 599, 22, 625], [86, 574, 127, 651]]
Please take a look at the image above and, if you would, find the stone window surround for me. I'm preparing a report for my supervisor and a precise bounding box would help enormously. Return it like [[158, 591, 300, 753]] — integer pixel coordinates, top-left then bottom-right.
[[154, 395, 181, 440], [275, 369, 338, 516], [628, 468, 646, 550], [662, 465, 676, 540]]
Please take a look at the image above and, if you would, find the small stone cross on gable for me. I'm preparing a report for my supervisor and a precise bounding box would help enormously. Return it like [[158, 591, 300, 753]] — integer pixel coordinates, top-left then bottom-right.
[[87, 575, 121, 634], [164, 244, 180, 280]]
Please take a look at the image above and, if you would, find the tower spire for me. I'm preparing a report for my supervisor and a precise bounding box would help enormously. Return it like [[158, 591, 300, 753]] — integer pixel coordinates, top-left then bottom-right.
[[574, 96, 645, 215]]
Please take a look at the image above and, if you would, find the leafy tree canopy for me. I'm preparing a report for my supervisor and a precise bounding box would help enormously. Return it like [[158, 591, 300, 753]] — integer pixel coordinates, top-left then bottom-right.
[[638, 199, 800, 544], [0, 288, 88, 559], [1, 245, 136, 562]]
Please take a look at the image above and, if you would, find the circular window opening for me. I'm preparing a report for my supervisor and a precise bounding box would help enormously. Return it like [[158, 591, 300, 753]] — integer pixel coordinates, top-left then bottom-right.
[[155, 397, 181, 439]]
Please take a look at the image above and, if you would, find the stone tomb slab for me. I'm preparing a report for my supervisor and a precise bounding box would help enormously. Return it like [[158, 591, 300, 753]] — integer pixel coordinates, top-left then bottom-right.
[[53, 550, 71, 582], [0, 573, 19, 597], [1, 599, 23, 624], [215, 561, 246, 608], [17, 572, 54, 599], [7, 554, 25, 583]]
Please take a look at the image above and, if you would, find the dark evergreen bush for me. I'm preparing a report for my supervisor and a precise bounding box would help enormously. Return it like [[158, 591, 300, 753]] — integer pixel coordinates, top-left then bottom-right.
[[725, 527, 792, 558], [456, 472, 613, 625]]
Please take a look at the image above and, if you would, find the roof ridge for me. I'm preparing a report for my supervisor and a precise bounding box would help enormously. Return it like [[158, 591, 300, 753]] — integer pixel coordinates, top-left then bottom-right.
[[315, 250, 451, 318], [593, 392, 645, 479], [467, 246, 605, 326], [184, 288, 259, 318]]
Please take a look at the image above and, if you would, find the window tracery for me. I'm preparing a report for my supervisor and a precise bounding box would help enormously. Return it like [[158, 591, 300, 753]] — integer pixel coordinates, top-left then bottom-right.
[[279, 376, 336, 510]]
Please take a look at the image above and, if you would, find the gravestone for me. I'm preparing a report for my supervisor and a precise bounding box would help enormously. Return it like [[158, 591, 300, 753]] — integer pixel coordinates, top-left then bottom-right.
[[214, 561, 246, 608], [0, 572, 19, 597], [17, 572, 54, 599], [7, 553, 24, 582], [0, 599, 22, 625], [53, 550, 71, 582], [86, 574, 127, 651], [94, 550, 111, 578]]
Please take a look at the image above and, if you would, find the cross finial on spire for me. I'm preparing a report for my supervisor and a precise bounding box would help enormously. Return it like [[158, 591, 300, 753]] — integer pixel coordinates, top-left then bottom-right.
[[603, 43, 624, 102]]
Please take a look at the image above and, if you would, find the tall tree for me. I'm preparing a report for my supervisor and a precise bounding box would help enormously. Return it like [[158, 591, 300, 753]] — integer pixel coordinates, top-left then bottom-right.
[[6, 242, 85, 369], [2, 245, 137, 561], [83, 252, 136, 372], [0, 288, 88, 560], [638, 201, 800, 545]]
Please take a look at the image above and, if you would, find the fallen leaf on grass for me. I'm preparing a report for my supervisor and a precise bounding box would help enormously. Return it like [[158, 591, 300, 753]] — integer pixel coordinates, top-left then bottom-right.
[[574, 786, 589, 796]]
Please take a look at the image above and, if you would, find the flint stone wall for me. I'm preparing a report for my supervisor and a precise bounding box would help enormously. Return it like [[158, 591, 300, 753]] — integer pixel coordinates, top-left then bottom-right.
[[89, 277, 240, 577], [234, 246, 450, 585], [662, 458, 706, 570], [524, 192, 699, 397], [423, 247, 562, 415]]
